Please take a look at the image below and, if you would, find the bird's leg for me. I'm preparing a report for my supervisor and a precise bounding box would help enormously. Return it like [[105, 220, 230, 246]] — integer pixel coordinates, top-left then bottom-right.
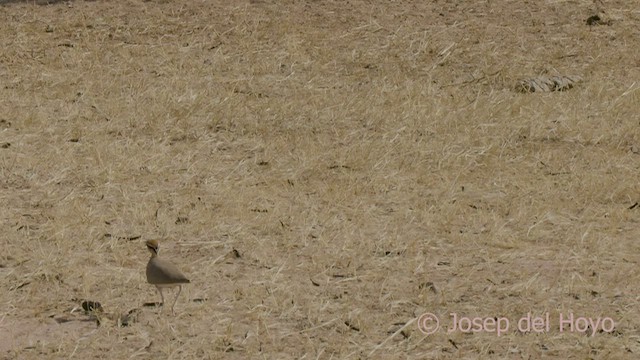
[[156, 286, 165, 310], [171, 285, 182, 315]]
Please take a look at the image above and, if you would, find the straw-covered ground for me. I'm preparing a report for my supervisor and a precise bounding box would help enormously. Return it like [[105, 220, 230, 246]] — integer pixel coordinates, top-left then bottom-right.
[[1, 0, 639, 358]]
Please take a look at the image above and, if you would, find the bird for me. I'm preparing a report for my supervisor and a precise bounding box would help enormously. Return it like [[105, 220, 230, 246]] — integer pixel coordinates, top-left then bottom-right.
[[145, 239, 190, 314]]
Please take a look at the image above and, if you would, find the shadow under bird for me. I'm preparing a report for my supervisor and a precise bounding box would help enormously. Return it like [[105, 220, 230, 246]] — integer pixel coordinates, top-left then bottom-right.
[[145, 240, 190, 314]]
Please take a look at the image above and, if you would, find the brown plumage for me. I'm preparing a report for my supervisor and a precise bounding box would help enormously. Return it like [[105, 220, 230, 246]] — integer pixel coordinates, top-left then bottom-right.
[[145, 240, 190, 314]]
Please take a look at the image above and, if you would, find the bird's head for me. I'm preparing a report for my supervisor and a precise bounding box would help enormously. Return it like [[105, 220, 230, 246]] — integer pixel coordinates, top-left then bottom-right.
[[146, 239, 159, 256]]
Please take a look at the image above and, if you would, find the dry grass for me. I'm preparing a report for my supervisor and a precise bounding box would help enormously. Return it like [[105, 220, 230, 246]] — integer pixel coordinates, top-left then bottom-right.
[[0, 0, 639, 358]]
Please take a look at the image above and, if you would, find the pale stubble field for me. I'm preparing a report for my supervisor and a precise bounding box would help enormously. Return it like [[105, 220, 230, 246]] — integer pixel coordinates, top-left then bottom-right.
[[0, 0, 639, 359]]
